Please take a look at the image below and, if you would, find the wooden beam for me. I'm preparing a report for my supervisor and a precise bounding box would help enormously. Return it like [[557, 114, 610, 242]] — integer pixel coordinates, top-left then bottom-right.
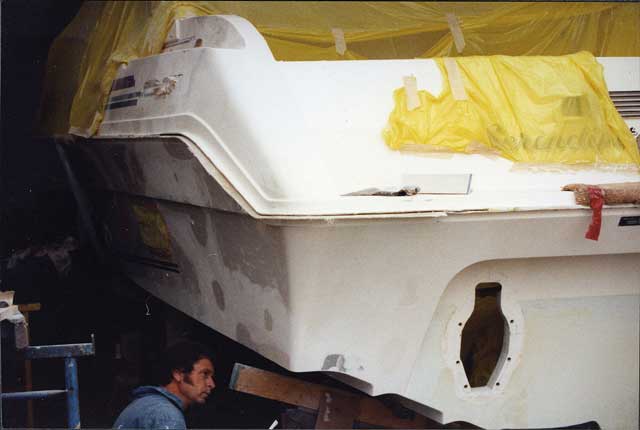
[[230, 363, 433, 429], [315, 390, 359, 429], [18, 303, 42, 313]]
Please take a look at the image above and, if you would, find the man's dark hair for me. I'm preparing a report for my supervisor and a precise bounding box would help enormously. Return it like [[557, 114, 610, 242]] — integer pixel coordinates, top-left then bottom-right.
[[156, 341, 214, 385]]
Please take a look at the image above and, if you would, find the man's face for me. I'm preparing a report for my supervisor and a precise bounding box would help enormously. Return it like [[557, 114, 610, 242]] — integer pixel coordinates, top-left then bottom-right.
[[177, 358, 215, 407]]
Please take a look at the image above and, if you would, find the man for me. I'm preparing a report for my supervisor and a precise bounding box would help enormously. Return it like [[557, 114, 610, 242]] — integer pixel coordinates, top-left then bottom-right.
[[114, 341, 216, 429]]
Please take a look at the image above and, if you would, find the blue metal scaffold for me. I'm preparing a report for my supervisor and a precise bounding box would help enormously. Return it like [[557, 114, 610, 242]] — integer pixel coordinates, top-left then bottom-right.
[[0, 303, 95, 429]]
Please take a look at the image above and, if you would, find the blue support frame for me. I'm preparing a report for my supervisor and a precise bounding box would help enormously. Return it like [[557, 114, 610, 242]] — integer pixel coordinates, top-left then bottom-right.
[[65, 357, 81, 428], [1, 389, 67, 400], [24, 342, 95, 359], [0, 333, 94, 429]]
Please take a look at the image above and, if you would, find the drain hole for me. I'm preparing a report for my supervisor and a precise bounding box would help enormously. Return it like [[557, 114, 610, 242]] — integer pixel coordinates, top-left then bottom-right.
[[460, 283, 507, 387]]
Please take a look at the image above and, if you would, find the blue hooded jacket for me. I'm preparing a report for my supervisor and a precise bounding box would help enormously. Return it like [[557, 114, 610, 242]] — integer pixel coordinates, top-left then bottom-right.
[[113, 386, 186, 429]]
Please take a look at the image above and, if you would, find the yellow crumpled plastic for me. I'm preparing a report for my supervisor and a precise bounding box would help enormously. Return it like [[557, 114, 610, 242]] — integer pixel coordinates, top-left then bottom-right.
[[39, 1, 639, 138], [383, 52, 640, 165]]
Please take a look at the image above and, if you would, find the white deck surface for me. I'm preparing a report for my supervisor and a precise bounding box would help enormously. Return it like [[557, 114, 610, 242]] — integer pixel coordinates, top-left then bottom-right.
[[88, 15, 640, 429], [99, 15, 640, 216]]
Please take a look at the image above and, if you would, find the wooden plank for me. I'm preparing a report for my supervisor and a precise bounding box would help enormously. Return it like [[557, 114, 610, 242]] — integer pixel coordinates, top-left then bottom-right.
[[359, 399, 432, 429], [18, 303, 42, 313], [230, 363, 432, 429], [315, 390, 359, 429], [230, 363, 323, 410]]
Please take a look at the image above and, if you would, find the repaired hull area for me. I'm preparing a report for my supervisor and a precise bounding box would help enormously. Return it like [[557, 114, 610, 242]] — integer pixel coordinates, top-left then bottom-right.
[[66, 136, 640, 429]]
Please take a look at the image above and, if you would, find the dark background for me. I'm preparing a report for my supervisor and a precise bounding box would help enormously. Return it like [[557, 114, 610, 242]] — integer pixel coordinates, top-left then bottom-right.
[[1, 0, 83, 255]]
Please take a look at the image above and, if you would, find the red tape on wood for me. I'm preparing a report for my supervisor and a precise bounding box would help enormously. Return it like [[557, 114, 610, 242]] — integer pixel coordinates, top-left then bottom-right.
[[585, 187, 604, 241]]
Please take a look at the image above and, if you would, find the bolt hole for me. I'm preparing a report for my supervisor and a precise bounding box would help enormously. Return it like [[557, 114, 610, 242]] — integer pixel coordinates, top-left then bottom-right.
[[496, 382, 500, 386], [458, 322, 463, 326], [456, 360, 460, 364], [464, 384, 468, 389], [510, 319, 514, 323], [507, 357, 511, 361]]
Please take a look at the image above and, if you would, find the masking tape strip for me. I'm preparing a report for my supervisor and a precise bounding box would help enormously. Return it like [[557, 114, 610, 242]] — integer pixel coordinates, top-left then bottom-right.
[[443, 58, 467, 101], [331, 28, 347, 55], [403, 75, 421, 110], [446, 13, 465, 53]]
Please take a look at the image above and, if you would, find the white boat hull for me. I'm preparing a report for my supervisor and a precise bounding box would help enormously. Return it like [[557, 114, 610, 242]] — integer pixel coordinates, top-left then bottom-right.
[[67, 136, 640, 428], [59, 14, 640, 428]]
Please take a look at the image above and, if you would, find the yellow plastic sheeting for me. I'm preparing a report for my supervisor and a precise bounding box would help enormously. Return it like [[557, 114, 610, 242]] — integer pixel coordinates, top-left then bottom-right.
[[39, 1, 640, 137], [384, 52, 640, 165]]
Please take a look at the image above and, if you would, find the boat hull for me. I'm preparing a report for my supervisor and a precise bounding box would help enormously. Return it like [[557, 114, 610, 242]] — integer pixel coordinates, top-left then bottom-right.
[[66, 136, 640, 429]]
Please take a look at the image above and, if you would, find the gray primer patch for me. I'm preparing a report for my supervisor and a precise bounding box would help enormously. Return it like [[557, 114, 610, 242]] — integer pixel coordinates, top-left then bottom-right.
[[105, 144, 132, 190], [236, 323, 290, 367], [171, 239, 201, 299], [322, 354, 346, 372], [127, 146, 146, 190], [236, 323, 252, 346], [211, 280, 226, 311], [214, 212, 290, 307], [189, 208, 208, 247], [163, 140, 193, 160], [107, 143, 146, 192], [199, 167, 244, 213], [264, 309, 273, 332], [74, 145, 113, 190]]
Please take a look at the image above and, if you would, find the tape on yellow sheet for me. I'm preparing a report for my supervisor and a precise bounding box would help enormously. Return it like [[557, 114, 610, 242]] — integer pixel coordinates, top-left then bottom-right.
[[403, 75, 421, 110], [443, 58, 467, 101], [331, 28, 347, 55], [446, 13, 465, 53]]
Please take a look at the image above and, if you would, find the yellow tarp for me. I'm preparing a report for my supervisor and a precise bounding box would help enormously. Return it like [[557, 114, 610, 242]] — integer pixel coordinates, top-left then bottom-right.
[[384, 52, 640, 165], [39, 2, 640, 142]]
